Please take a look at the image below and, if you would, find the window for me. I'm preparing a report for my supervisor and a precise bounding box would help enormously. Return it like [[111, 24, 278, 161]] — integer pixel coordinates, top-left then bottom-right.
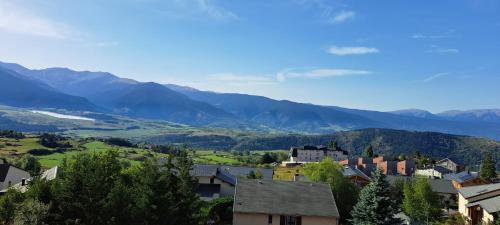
[[210, 177, 214, 184], [268, 215, 272, 224], [280, 216, 302, 225]]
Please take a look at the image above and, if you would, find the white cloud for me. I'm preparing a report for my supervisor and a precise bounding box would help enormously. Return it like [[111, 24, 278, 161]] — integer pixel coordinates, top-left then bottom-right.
[[411, 30, 456, 40], [327, 46, 379, 56], [0, 1, 73, 39], [330, 10, 355, 23], [426, 45, 459, 54], [95, 41, 119, 47], [207, 73, 276, 86], [154, 0, 238, 21], [422, 73, 448, 83], [277, 68, 371, 82]]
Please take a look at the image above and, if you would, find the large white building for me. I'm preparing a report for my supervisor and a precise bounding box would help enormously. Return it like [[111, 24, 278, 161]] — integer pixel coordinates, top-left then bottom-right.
[[283, 146, 348, 166]]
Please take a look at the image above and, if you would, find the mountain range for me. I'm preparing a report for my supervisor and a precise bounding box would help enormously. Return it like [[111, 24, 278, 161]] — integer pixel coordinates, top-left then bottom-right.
[[1, 61, 499, 140]]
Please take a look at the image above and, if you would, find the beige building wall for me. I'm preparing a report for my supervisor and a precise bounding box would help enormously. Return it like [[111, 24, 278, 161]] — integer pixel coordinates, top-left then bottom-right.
[[482, 210, 494, 224], [458, 194, 469, 216], [197, 176, 235, 197], [233, 213, 338, 225]]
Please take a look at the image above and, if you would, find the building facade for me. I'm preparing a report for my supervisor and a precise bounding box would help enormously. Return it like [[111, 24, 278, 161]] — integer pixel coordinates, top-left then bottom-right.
[[284, 146, 348, 165], [458, 183, 500, 224], [233, 179, 340, 225]]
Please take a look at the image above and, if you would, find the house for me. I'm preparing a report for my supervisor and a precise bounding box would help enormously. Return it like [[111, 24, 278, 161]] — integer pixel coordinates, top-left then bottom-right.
[[377, 160, 398, 175], [0, 166, 60, 194], [233, 179, 340, 225], [191, 165, 273, 200], [436, 158, 465, 173], [0, 164, 31, 190], [342, 166, 371, 187], [458, 183, 500, 224], [415, 166, 452, 179], [444, 171, 489, 189], [283, 145, 348, 166], [397, 160, 415, 176]]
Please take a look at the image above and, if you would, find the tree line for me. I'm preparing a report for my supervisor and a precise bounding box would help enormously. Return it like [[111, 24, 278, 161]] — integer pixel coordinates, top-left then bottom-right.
[[0, 150, 203, 225]]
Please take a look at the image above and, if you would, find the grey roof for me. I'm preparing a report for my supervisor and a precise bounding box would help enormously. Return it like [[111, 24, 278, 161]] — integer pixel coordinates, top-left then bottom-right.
[[465, 195, 500, 213], [433, 166, 452, 174], [458, 183, 500, 199], [342, 166, 371, 180], [385, 175, 457, 194], [191, 165, 273, 179], [443, 171, 479, 183], [190, 165, 273, 186], [234, 179, 339, 218], [191, 164, 219, 177], [436, 158, 459, 165], [219, 166, 273, 180]]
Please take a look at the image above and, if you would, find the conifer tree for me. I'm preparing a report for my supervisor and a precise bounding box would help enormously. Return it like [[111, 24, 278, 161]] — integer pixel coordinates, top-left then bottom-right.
[[350, 168, 402, 225], [480, 152, 497, 181], [363, 145, 374, 158]]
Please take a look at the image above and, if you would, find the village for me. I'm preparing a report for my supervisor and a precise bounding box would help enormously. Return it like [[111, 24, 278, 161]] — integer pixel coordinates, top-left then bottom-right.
[[1, 144, 498, 225]]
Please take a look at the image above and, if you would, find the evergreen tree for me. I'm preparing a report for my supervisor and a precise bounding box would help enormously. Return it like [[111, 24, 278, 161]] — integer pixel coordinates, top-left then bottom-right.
[[329, 140, 339, 150], [175, 150, 203, 225], [363, 145, 374, 158], [480, 152, 497, 181], [350, 168, 402, 225]]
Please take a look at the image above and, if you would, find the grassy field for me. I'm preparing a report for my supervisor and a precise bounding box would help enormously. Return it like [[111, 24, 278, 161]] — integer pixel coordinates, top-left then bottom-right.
[[273, 166, 304, 181], [0, 133, 277, 169]]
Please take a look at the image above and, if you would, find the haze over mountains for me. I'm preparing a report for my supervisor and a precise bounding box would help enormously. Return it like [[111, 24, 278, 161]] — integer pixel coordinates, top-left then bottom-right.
[[1, 61, 499, 140]]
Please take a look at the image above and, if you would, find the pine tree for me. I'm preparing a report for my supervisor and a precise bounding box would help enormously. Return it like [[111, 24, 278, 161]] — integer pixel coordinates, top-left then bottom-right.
[[480, 152, 497, 181], [363, 145, 374, 158], [175, 150, 203, 225], [350, 168, 402, 225]]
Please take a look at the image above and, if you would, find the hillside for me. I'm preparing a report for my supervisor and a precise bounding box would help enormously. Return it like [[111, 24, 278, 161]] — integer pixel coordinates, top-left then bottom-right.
[[1, 61, 500, 140], [0, 67, 97, 111]]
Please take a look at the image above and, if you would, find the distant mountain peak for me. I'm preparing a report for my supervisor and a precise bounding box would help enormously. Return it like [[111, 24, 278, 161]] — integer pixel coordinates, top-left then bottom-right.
[[388, 108, 436, 119]]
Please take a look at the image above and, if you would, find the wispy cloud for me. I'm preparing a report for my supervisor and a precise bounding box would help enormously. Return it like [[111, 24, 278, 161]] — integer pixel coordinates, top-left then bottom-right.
[[422, 72, 448, 83], [0, 1, 74, 39], [277, 68, 371, 82], [327, 46, 379, 56], [411, 30, 456, 40], [426, 45, 459, 54], [330, 10, 355, 24], [293, 1, 354, 24], [95, 41, 119, 47], [154, 0, 238, 21], [207, 73, 276, 85]]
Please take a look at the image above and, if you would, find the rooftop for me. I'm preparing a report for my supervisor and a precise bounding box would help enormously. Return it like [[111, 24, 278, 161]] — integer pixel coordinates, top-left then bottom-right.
[[458, 183, 500, 199], [443, 171, 479, 183], [234, 179, 339, 218], [465, 195, 500, 213], [385, 175, 457, 194]]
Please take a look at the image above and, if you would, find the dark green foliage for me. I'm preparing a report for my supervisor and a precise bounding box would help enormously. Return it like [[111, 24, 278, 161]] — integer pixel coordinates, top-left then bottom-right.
[[0, 189, 25, 224], [0, 130, 24, 139], [480, 152, 497, 181], [105, 137, 136, 147], [201, 198, 233, 225], [363, 145, 374, 158], [0, 150, 203, 225], [38, 133, 69, 148], [350, 169, 402, 225], [403, 178, 442, 223], [260, 153, 276, 164], [303, 158, 359, 223], [14, 155, 41, 176]]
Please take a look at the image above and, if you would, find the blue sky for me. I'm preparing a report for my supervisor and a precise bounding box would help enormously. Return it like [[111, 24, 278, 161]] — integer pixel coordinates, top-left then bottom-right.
[[1, 0, 499, 112]]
